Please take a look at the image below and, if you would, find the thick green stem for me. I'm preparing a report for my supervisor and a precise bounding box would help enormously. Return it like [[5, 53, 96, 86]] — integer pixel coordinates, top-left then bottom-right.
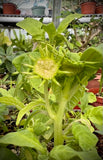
[[54, 98, 67, 146], [54, 116, 63, 146], [44, 80, 55, 119]]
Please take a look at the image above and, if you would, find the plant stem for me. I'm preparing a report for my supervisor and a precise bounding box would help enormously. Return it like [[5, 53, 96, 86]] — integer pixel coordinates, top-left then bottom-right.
[[44, 80, 55, 120], [54, 116, 63, 146], [54, 98, 67, 146]]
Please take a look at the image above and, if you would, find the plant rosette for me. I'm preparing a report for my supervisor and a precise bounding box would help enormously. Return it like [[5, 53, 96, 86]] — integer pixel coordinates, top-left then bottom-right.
[[0, 15, 103, 160]]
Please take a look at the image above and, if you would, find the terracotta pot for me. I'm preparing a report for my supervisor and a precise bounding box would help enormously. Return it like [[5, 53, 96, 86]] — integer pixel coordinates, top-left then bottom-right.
[[86, 79, 100, 89], [96, 96, 103, 104], [95, 5, 103, 14], [96, 68, 102, 74], [88, 88, 103, 94], [73, 102, 81, 111], [16, 9, 21, 15], [73, 105, 81, 111], [81, 2, 96, 14], [3, 3, 16, 14]]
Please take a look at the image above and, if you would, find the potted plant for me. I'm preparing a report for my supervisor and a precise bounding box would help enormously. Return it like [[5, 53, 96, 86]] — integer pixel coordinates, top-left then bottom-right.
[[96, 0, 103, 14], [2, 0, 17, 14], [32, 6, 45, 16], [80, 0, 97, 14], [0, 14, 103, 160]]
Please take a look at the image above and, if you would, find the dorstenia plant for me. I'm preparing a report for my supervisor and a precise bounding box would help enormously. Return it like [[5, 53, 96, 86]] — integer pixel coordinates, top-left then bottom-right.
[[0, 14, 103, 160]]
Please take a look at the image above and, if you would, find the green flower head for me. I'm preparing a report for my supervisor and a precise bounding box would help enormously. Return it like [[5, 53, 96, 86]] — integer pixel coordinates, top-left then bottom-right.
[[33, 57, 59, 80]]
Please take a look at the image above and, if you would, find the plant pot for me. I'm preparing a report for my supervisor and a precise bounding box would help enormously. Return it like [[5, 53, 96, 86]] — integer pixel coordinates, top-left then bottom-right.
[[73, 102, 81, 111], [32, 6, 45, 16], [48, 9, 52, 16], [95, 5, 103, 14], [3, 3, 16, 14], [16, 9, 21, 15], [86, 79, 100, 89], [96, 96, 103, 104], [80, 2, 96, 14], [88, 88, 103, 94], [96, 68, 102, 74]]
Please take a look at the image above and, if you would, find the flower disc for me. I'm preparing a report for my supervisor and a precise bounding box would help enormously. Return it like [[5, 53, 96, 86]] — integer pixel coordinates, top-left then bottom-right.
[[34, 58, 59, 79]]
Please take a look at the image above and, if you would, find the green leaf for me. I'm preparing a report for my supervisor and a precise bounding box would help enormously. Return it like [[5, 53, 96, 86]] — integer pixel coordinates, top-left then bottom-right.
[[61, 59, 84, 76], [42, 22, 56, 42], [13, 53, 27, 72], [86, 106, 103, 125], [13, 53, 32, 72], [6, 61, 16, 73], [67, 42, 74, 50], [94, 124, 103, 135], [6, 55, 15, 61], [95, 43, 103, 68], [0, 129, 45, 153], [38, 154, 49, 160], [51, 81, 62, 103], [13, 51, 40, 73], [0, 96, 24, 110], [16, 100, 45, 125], [19, 147, 37, 160], [13, 29, 18, 40], [0, 104, 9, 122], [67, 52, 80, 61], [43, 124, 53, 140], [6, 46, 13, 55], [78, 148, 102, 160], [0, 88, 13, 97], [76, 41, 82, 47], [16, 18, 44, 41], [72, 123, 98, 151], [29, 78, 44, 94], [33, 121, 48, 136], [68, 84, 86, 110], [79, 92, 96, 112], [81, 47, 102, 63], [57, 13, 82, 34], [0, 147, 19, 160], [50, 145, 77, 160], [80, 47, 102, 73], [0, 32, 12, 46], [60, 76, 87, 110], [88, 92, 97, 103], [54, 34, 65, 46], [0, 47, 5, 56], [50, 145, 101, 160], [3, 36, 12, 46]]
